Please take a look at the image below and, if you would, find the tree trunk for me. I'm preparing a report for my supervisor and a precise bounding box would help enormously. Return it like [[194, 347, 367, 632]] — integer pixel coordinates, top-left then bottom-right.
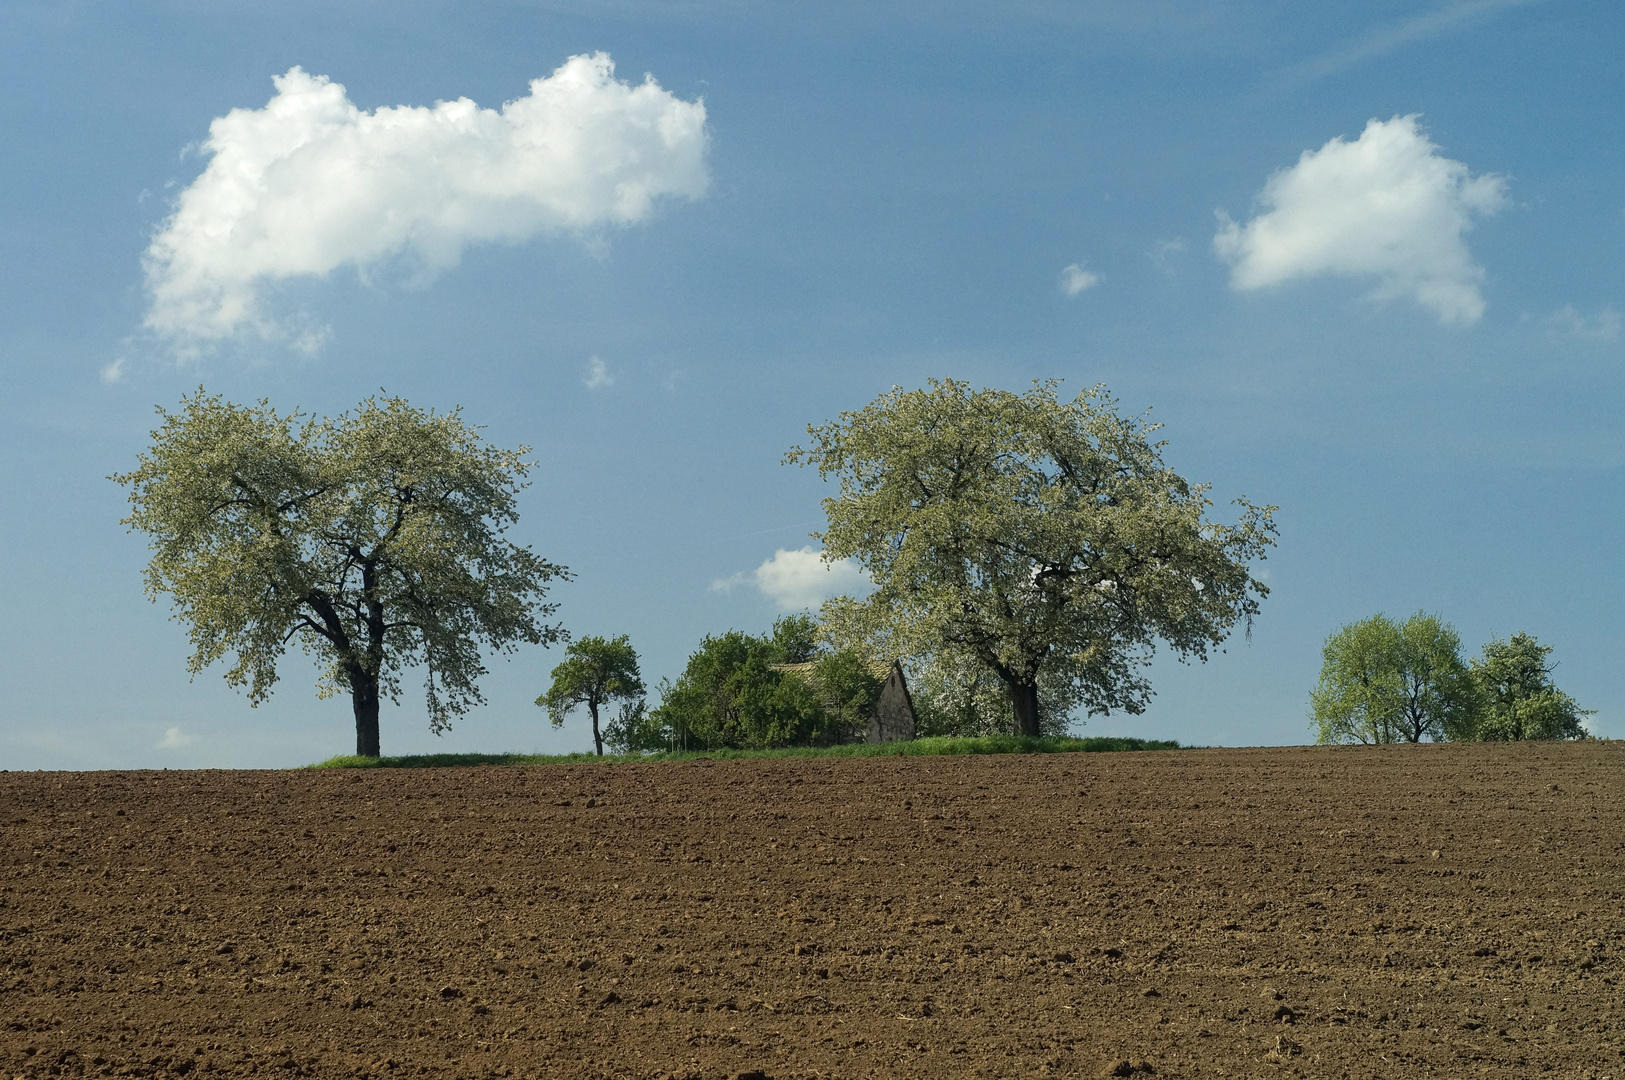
[[351, 671, 381, 758], [588, 698, 603, 756], [1008, 680, 1041, 738]]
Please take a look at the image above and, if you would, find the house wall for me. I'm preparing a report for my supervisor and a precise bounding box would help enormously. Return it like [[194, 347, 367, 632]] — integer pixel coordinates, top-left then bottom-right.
[[868, 663, 917, 743]]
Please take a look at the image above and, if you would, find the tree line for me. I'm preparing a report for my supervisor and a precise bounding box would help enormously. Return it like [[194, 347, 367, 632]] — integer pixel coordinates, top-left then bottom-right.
[[115, 379, 1584, 758], [535, 609, 1107, 756], [1310, 612, 1591, 744], [536, 616, 880, 755]]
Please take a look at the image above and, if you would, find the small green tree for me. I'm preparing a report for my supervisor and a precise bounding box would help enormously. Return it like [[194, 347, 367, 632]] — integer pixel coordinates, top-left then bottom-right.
[[791, 379, 1277, 737], [1311, 612, 1478, 744], [537, 635, 645, 756], [115, 390, 569, 757], [604, 698, 666, 754], [648, 616, 874, 749], [1470, 633, 1592, 741]]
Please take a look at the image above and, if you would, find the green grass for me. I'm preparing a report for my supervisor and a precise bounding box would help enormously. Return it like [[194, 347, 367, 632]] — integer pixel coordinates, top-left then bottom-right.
[[303, 734, 1182, 769]]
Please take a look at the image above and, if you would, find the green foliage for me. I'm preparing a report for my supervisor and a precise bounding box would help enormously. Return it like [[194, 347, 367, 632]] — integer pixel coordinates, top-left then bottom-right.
[[604, 698, 664, 755], [770, 612, 820, 663], [810, 649, 885, 733], [908, 645, 1081, 738], [303, 734, 1182, 768], [1470, 633, 1592, 741], [1310, 615, 1405, 745], [791, 378, 1276, 736], [1311, 612, 1479, 744], [114, 389, 568, 755], [648, 616, 878, 750], [536, 634, 645, 756]]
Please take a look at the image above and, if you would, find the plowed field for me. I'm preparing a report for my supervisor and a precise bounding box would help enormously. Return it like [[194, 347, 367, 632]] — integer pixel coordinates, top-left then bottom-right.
[[2, 744, 1622, 1079]]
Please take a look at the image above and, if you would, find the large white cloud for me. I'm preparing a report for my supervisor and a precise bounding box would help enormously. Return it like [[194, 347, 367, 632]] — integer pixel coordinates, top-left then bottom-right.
[[1214, 115, 1506, 325], [144, 53, 709, 347], [712, 547, 871, 611]]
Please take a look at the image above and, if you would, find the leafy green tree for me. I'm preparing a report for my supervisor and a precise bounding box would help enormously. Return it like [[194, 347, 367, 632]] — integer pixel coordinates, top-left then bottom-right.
[[537, 635, 645, 756], [1311, 612, 1479, 744], [790, 378, 1277, 736], [1470, 633, 1592, 741], [648, 616, 876, 749], [114, 390, 568, 758], [1309, 615, 1404, 744], [604, 697, 664, 754]]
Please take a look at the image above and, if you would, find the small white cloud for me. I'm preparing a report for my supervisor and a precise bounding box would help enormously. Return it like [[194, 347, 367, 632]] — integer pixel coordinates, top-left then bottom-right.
[[100, 358, 126, 383], [1059, 263, 1101, 296], [159, 726, 194, 749], [289, 323, 332, 357], [1549, 304, 1622, 342], [143, 53, 709, 350], [584, 355, 614, 389], [751, 547, 870, 611], [1214, 114, 1506, 325], [709, 571, 748, 594], [1150, 237, 1187, 274]]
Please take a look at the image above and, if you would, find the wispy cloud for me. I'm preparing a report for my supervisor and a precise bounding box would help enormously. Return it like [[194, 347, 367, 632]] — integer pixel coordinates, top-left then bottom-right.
[[143, 53, 709, 352], [1549, 305, 1623, 342], [583, 355, 614, 389], [100, 358, 126, 384], [1215, 115, 1506, 325], [1149, 237, 1187, 275], [1059, 263, 1101, 296], [709, 570, 748, 593], [1277, 0, 1538, 86]]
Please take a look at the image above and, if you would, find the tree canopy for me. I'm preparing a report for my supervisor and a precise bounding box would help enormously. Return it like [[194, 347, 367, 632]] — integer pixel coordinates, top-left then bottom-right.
[[907, 645, 1081, 738], [537, 635, 645, 756], [790, 378, 1277, 736], [1310, 612, 1478, 744], [1470, 633, 1591, 741], [115, 390, 567, 757], [643, 615, 880, 751]]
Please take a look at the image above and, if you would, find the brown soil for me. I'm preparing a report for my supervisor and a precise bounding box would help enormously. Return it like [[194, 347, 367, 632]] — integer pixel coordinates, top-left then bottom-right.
[[2, 744, 1622, 1079]]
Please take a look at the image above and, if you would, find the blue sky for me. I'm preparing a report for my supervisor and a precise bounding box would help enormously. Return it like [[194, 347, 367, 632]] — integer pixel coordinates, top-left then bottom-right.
[[2, 0, 1621, 767]]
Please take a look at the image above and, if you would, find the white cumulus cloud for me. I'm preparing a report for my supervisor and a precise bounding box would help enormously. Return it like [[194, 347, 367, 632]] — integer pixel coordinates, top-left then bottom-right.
[[144, 53, 709, 349], [1214, 115, 1506, 325], [711, 547, 870, 611], [1059, 263, 1101, 296], [158, 726, 194, 749]]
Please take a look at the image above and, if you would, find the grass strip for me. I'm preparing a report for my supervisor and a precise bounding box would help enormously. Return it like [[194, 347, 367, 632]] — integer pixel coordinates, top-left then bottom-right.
[[304, 734, 1182, 770]]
